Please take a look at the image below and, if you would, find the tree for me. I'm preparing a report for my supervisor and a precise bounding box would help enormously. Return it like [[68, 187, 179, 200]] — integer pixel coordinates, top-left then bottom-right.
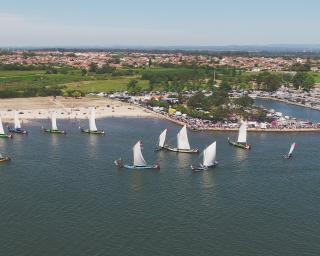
[[293, 72, 315, 91], [89, 63, 98, 72], [234, 96, 254, 108], [81, 69, 87, 76]]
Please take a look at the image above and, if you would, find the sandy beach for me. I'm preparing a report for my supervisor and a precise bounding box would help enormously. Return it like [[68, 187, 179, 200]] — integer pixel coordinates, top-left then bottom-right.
[[0, 96, 157, 122]]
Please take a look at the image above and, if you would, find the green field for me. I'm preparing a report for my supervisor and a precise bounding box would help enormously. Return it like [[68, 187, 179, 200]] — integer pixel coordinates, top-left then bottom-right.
[[311, 72, 320, 83], [66, 78, 149, 93]]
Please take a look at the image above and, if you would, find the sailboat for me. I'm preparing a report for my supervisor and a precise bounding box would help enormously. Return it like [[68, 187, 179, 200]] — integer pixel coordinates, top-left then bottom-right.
[[0, 152, 11, 163], [8, 111, 28, 134], [228, 121, 251, 149], [114, 141, 160, 170], [155, 128, 167, 151], [0, 116, 13, 138], [163, 125, 199, 153], [283, 142, 296, 159], [43, 112, 66, 134], [191, 141, 218, 171], [80, 108, 105, 134]]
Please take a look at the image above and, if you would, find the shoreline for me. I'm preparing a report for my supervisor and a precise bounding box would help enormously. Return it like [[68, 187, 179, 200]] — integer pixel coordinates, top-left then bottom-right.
[[0, 96, 319, 132]]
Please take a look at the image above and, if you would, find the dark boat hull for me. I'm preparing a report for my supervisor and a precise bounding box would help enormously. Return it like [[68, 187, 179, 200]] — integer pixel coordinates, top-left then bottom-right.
[[80, 129, 105, 135], [43, 129, 66, 134], [114, 159, 160, 170], [8, 128, 28, 134], [163, 145, 199, 153], [228, 139, 251, 150], [191, 162, 218, 171]]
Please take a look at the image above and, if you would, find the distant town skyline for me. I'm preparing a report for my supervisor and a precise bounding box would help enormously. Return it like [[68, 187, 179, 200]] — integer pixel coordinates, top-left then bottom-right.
[[1, 0, 320, 47]]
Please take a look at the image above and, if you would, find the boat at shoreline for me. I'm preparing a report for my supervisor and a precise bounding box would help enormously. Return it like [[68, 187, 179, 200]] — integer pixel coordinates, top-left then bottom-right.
[[163, 125, 199, 153], [191, 141, 218, 171], [283, 142, 296, 159], [80, 108, 105, 135], [0, 116, 13, 138], [43, 112, 66, 134], [228, 122, 251, 150], [114, 140, 160, 170], [8, 111, 28, 134]]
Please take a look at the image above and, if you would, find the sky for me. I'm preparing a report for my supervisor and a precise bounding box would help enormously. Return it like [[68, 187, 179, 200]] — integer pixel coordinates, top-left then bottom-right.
[[1, 0, 320, 47]]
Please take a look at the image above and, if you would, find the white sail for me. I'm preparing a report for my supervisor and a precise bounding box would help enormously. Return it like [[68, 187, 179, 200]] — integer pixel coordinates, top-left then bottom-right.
[[158, 129, 167, 148], [203, 141, 216, 167], [0, 116, 4, 134], [133, 141, 147, 166], [237, 122, 247, 144], [288, 142, 296, 155], [177, 125, 191, 150], [14, 111, 21, 129], [51, 112, 58, 130], [89, 108, 98, 132]]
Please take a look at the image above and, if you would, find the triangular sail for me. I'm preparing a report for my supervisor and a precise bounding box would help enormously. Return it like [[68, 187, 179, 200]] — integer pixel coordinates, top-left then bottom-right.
[[51, 112, 58, 130], [237, 122, 247, 144], [89, 108, 98, 132], [133, 141, 147, 166], [158, 129, 167, 148], [203, 141, 216, 167], [0, 116, 4, 134], [14, 111, 21, 129], [288, 142, 296, 155], [177, 125, 191, 150]]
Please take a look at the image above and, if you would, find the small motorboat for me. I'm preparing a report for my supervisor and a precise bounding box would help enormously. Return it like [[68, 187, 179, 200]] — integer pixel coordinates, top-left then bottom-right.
[[115, 141, 160, 170]]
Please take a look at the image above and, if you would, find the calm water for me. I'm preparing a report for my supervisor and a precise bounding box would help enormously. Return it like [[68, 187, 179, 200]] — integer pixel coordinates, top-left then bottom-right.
[[255, 98, 320, 123], [0, 104, 320, 256]]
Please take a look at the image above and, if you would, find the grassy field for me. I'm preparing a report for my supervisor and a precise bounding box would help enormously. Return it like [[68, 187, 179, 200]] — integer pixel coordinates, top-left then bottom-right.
[[66, 78, 149, 93], [311, 72, 320, 83]]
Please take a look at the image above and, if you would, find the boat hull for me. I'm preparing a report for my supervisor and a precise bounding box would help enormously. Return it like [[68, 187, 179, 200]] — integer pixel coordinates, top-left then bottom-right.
[[228, 139, 251, 150], [191, 162, 218, 172], [8, 128, 28, 134], [80, 129, 105, 135], [163, 145, 199, 153], [43, 129, 66, 134], [114, 159, 160, 170], [0, 133, 13, 138], [0, 156, 11, 163]]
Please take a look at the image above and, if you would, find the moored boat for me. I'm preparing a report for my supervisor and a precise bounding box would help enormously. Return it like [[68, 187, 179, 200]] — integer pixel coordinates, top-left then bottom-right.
[[80, 108, 105, 135], [8, 111, 28, 134], [191, 141, 218, 171], [228, 121, 251, 150], [0, 116, 13, 139], [43, 112, 66, 134], [114, 140, 160, 170], [283, 142, 296, 159], [163, 125, 199, 153]]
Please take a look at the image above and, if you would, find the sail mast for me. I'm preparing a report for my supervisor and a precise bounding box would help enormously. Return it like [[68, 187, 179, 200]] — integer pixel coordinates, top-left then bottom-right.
[[133, 141, 147, 166], [237, 122, 247, 144], [89, 108, 98, 132], [14, 111, 21, 129], [158, 129, 167, 148], [177, 125, 191, 150], [51, 112, 58, 130]]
